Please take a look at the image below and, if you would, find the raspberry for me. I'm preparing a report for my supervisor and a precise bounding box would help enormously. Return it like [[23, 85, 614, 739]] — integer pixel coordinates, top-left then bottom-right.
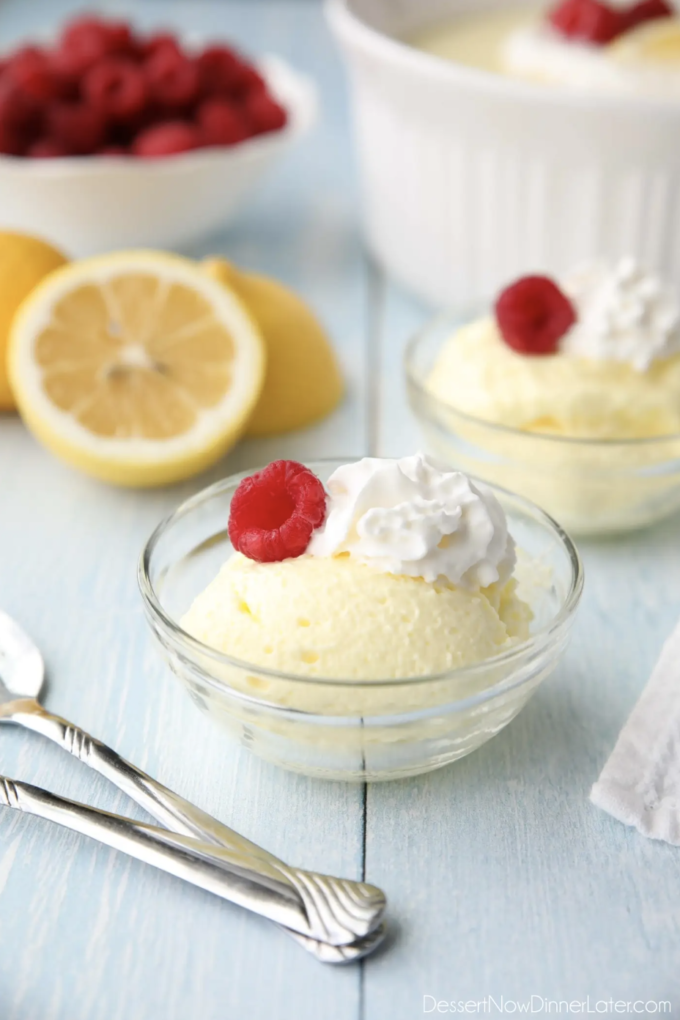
[[27, 136, 71, 158], [132, 121, 201, 157], [196, 46, 242, 96], [495, 276, 577, 356], [46, 101, 107, 155], [141, 33, 183, 63], [84, 59, 148, 123], [55, 16, 134, 78], [548, 0, 626, 44], [230, 63, 267, 100], [622, 0, 674, 31], [197, 98, 249, 146], [0, 82, 38, 153], [145, 50, 200, 111], [5, 47, 62, 103], [0, 121, 24, 155], [243, 92, 287, 135], [228, 461, 328, 563], [0, 79, 38, 128]]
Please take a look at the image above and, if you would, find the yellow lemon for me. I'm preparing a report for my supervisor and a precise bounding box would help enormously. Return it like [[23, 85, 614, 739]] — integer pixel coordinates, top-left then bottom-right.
[[0, 232, 68, 411], [609, 19, 680, 64], [9, 250, 265, 487], [204, 258, 343, 437]]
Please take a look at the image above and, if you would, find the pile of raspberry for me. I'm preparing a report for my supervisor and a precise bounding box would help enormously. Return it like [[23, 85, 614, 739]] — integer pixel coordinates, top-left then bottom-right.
[[0, 15, 288, 158]]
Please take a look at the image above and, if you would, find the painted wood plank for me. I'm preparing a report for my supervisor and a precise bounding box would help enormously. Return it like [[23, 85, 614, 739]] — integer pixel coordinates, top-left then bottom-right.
[[0, 4, 369, 1020], [363, 279, 680, 1012]]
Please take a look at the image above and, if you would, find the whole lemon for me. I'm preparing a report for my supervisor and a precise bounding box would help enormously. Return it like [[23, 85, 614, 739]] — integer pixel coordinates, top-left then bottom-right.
[[204, 258, 343, 436], [0, 232, 69, 410]]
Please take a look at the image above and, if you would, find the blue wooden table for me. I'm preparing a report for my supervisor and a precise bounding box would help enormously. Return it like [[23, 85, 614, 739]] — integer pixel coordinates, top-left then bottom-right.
[[1, 3, 679, 1018]]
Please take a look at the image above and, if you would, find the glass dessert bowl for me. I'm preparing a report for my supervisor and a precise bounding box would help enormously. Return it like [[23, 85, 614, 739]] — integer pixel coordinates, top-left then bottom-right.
[[407, 262, 680, 536], [139, 458, 582, 782]]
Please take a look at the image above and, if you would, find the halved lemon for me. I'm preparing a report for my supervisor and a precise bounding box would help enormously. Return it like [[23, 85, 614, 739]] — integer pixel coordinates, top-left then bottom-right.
[[608, 20, 680, 65], [9, 251, 265, 487]]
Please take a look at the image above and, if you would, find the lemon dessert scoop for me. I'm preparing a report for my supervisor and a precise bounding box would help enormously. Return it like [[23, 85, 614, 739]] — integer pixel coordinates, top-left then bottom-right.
[[182, 455, 532, 682]]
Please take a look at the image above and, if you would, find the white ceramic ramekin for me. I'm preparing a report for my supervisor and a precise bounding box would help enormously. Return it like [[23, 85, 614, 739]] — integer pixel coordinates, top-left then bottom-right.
[[327, 0, 680, 307], [0, 56, 316, 257]]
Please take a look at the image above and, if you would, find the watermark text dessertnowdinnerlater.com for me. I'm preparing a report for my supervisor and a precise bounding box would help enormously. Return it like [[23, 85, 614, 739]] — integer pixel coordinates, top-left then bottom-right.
[[423, 997, 672, 1015]]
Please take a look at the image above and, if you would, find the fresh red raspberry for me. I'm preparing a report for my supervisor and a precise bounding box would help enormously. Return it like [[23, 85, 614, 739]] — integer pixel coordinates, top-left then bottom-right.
[[5, 47, 62, 103], [495, 276, 577, 356], [145, 50, 200, 111], [55, 16, 134, 78], [132, 120, 201, 157], [84, 59, 148, 123], [196, 46, 242, 96], [228, 461, 328, 563], [548, 0, 626, 44], [140, 33, 183, 63], [0, 120, 24, 155], [243, 92, 287, 135], [27, 136, 71, 158], [0, 81, 38, 153], [46, 101, 107, 155], [0, 79, 38, 128], [622, 0, 674, 31], [197, 98, 250, 146], [230, 63, 267, 100]]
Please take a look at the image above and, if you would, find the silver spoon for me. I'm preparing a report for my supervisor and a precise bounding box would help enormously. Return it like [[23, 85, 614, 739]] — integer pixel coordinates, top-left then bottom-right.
[[0, 609, 386, 962]]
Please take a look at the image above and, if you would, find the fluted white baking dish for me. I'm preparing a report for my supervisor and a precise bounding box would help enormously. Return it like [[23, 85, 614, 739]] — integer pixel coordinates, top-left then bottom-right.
[[327, 0, 680, 306]]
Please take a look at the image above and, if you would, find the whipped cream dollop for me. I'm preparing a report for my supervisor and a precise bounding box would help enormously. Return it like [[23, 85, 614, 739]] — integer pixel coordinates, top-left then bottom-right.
[[308, 454, 516, 590], [503, 20, 680, 98], [559, 257, 680, 370], [504, 24, 627, 94]]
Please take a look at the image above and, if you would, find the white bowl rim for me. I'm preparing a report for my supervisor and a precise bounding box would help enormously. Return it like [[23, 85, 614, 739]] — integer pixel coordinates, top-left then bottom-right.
[[0, 54, 317, 177], [326, 0, 680, 117], [138, 458, 584, 692]]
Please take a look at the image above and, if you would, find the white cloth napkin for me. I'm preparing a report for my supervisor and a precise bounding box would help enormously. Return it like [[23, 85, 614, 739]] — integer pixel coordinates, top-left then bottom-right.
[[591, 620, 680, 845]]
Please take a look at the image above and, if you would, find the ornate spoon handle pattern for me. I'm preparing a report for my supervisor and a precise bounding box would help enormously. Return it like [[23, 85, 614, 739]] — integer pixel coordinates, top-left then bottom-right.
[[0, 775, 384, 946], [2, 701, 386, 957]]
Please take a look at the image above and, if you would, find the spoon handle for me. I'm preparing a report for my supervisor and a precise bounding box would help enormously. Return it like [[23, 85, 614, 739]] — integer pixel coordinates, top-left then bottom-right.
[[0, 775, 378, 945], [11, 701, 273, 861], [7, 702, 386, 952]]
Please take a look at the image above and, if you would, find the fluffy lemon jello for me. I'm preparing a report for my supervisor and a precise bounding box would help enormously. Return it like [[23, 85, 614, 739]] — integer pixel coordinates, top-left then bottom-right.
[[428, 259, 680, 440], [182, 455, 532, 682], [419, 260, 680, 534]]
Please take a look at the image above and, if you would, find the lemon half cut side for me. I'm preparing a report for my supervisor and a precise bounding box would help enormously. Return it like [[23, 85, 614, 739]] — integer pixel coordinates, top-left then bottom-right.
[[9, 251, 265, 487]]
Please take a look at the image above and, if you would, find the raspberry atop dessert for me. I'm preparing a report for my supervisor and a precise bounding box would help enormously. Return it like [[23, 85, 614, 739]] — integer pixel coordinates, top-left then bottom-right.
[[0, 14, 289, 158], [495, 275, 577, 356], [228, 461, 328, 564], [548, 0, 673, 45]]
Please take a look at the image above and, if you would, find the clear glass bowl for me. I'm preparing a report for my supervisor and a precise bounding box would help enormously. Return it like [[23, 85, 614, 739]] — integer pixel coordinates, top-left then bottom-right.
[[406, 313, 680, 536], [139, 460, 583, 782]]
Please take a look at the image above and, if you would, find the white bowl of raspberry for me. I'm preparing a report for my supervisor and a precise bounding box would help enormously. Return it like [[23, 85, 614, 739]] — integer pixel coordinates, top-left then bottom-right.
[[328, 0, 680, 307], [0, 16, 317, 255]]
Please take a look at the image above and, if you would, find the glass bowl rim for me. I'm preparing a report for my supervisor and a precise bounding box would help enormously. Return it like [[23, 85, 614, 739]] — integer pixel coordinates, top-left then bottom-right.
[[138, 458, 584, 693], [405, 310, 680, 449]]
